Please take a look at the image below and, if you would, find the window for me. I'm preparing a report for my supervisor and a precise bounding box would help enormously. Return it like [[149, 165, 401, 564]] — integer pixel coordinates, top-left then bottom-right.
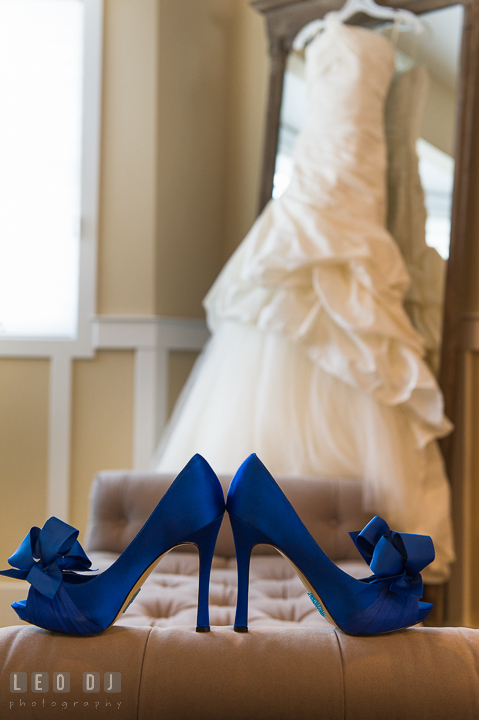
[[0, 0, 84, 338]]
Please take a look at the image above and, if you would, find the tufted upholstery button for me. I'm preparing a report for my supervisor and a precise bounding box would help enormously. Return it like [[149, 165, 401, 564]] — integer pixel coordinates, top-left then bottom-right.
[[208, 584, 237, 607]]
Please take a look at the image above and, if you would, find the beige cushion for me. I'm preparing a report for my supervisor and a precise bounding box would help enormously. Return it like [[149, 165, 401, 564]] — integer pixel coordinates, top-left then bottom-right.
[[1, 624, 479, 719], [2, 472, 477, 718], [85, 473, 373, 560]]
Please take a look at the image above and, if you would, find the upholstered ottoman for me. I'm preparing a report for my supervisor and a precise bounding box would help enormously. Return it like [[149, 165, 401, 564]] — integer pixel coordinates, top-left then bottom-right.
[[85, 472, 372, 630], [1, 624, 478, 719], [1, 472, 476, 719]]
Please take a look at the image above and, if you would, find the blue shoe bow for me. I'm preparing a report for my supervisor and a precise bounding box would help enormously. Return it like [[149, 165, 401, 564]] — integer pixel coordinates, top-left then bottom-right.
[[350, 516, 435, 598], [0, 517, 93, 599]]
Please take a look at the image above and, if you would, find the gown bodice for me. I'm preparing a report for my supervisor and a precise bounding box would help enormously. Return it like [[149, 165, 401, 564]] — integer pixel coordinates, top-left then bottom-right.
[[291, 16, 395, 227], [204, 18, 452, 447]]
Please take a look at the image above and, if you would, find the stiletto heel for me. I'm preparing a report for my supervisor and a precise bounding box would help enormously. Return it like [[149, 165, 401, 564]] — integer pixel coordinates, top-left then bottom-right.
[[229, 514, 269, 632], [185, 515, 224, 632], [1, 454, 225, 636], [227, 454, 435, 636]]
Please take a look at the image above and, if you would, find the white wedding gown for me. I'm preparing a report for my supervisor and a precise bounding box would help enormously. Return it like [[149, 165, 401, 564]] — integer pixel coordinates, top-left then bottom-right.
[[153, 16, 455, 582]]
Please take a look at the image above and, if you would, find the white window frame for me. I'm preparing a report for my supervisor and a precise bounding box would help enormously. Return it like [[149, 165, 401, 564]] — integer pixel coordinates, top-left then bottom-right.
[[0, 0, 211, 528], [0, 0, 103, 519], [0, 0, 103, 356]]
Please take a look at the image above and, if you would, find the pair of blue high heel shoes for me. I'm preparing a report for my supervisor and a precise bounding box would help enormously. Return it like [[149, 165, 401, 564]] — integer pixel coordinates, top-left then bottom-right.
[[1, 454, 434, 636]]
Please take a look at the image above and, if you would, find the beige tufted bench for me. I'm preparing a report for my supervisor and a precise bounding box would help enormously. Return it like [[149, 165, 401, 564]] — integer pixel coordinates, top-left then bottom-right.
[[1, 623, 479, 718], [2, 472, 479, 719], [85, 472, 372, 630]]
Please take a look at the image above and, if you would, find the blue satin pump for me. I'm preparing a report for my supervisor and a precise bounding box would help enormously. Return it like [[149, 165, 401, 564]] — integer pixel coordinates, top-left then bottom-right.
[[1, 455, 225, 635], [227, 454, 434, 635]]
